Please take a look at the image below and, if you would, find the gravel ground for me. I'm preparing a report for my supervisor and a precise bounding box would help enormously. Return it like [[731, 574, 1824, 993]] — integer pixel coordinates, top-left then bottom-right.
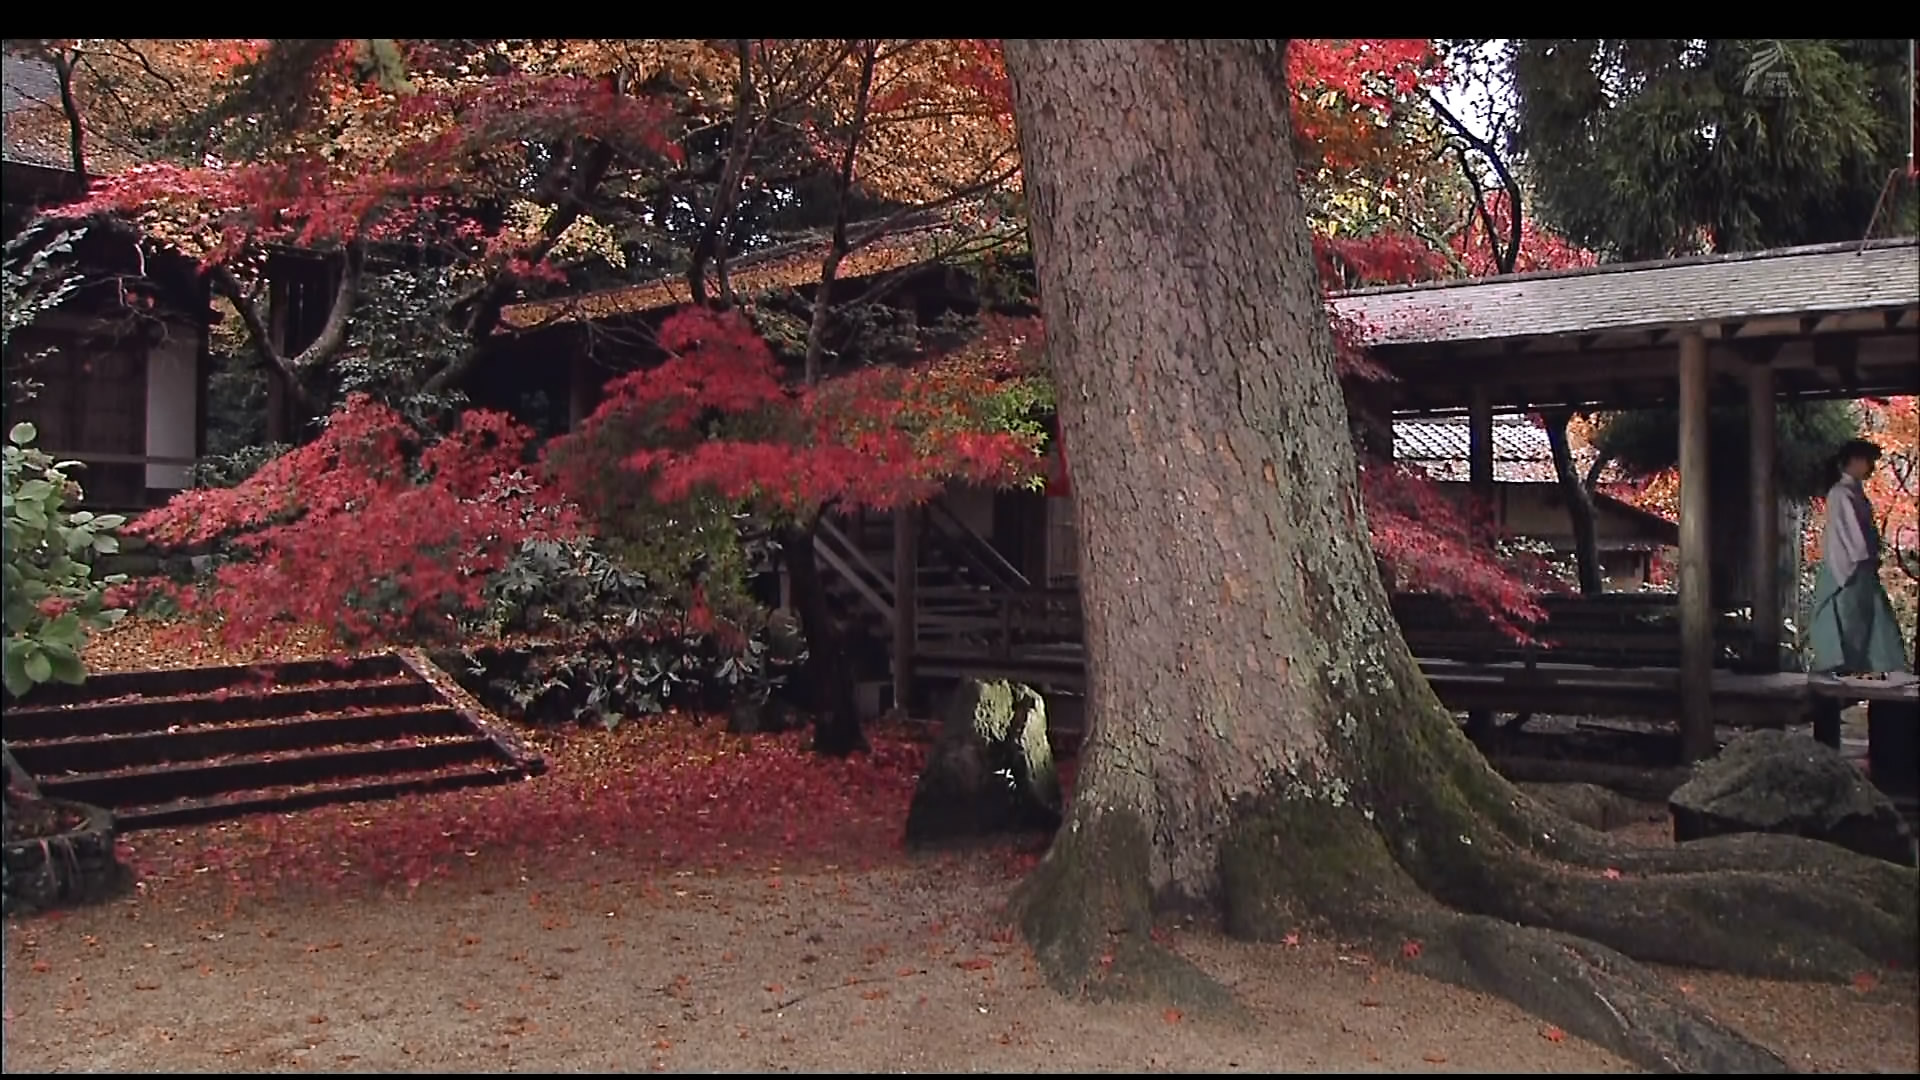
[[4, 848, 1915, 1074]]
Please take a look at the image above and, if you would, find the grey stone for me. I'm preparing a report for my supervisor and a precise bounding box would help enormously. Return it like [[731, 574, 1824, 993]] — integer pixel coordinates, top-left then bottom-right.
[[1669, 730, 1916, 866], [904, 679, 1062, 849], [3, 798, 132, 916]]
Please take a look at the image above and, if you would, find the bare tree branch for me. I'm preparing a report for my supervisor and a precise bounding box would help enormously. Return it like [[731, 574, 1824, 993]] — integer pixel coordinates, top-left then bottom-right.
[[206, 245, 361, 413], [1427, 91, 1522, 275], [425, 135, 616, 397], [690, 40, 762, 309], [48, 48, 86, 180], [802, 40, 879, 384]]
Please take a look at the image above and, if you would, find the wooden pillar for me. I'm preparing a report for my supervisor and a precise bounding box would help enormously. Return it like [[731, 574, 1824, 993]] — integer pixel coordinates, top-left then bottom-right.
[[1678, 331, 1715, 761], [1747, 359, 1780, 672], [891, 508, 918, 716], [1465, 386, 1495, 742], [567, 353, 594, 432]]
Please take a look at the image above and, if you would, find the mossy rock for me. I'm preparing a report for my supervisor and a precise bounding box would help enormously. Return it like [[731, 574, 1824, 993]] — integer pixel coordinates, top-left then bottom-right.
[[1670, 730, 1917, 866], [905, 679, 1062, 849]]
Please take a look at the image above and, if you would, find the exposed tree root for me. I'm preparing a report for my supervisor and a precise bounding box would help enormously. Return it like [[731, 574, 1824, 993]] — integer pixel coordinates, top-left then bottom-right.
[[1397, 909, 1790, 1073], [1015, 728, 1920, 1074], [1012, 810, 1241, 1017]]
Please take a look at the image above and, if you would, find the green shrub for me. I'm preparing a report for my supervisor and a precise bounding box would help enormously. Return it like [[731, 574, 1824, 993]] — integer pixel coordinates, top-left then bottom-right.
[[450, 622, 803, 730], [2, 422, 128, 699]]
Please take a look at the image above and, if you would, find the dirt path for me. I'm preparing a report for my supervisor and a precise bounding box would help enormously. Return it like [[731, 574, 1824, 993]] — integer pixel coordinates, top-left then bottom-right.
[[5, 851, 1915, 1074]]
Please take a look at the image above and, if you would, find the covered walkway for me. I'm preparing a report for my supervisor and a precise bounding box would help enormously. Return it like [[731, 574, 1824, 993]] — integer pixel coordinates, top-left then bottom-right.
[[1333, 238, 1920, 761]]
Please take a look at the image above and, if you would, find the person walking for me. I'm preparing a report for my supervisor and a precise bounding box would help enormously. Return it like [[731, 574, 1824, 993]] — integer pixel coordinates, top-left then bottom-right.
[[1809, 439, 1912, 680]]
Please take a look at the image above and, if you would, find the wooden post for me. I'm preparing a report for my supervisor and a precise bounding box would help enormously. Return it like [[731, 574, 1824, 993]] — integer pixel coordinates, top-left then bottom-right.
[[1466, 385, 1495, 743], [567, 353, 594, 432], [1678, 330, 1715, 761], [1747, 358, 1780, 672], [891, 507, 918, 716]]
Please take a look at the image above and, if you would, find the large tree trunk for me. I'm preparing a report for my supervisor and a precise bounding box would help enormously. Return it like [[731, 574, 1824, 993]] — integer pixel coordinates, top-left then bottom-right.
[[1003, 38, 1915, 1075]]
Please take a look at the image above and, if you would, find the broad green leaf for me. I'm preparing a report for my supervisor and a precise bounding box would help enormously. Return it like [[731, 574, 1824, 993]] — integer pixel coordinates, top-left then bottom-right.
[[23, 647, 52, 684], [40, 612, 82, 648], [8, 422, 37, 446], [91, 513, 126, 530], [46, 646, 86, 685], [92, 533, 120, 554], [2, 646, 29, 698]]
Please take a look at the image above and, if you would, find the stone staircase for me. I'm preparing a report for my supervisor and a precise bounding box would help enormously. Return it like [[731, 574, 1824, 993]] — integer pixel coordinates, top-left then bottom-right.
[[3, 653, 542, 831]]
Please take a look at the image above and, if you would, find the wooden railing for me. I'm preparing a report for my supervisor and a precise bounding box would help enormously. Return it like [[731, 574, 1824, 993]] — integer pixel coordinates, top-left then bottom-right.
[[1392, 593, 1753, 671], [814, 516, 896, 628], [38, 449, 197, 510], [916, 586, 1081, 659], [40, 450, 197, 468], [922, 500, 1032, 593], [911, 586, 1757, 675]]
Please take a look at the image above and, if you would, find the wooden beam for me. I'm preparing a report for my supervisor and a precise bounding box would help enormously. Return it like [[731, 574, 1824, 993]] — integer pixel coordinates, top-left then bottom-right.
[[1466, 385, 1495, 744], [1678, 330, 1715, 761], [1748, 359, 1780, 673], [892, 508, 919, 716]]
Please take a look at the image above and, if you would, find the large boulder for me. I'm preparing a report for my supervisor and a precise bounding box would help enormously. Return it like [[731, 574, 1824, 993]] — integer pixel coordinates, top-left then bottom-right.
[[904, 679, 1062, 849], [1669, 730, 1916, 866]]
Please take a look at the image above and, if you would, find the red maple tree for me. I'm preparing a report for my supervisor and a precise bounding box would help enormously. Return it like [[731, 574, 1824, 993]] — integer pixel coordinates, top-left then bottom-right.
[[548, 308, 1050, 753], [128, 395, 579, 646], [562, 309, 1047, 514]]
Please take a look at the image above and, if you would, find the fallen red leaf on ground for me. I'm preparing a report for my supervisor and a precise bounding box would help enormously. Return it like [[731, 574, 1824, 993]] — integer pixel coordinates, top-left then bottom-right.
[[1602, 867, 1623, 880], [956, 957, 994, 971], [1163, 1008, 1183, 1024], [107, 710, 929, 905], [1852, 971, 1879, 994], [1541, 1024, 1566, 1043], [1400, 939, 1423, 959], [1423, 1051, 1448, 1063]]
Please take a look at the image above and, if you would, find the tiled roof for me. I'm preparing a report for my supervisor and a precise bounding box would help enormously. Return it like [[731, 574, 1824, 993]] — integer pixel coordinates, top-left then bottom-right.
[[497, 212, 1020, 332], [1393, 417, 1560, 482], [1334, 239, 1920, 347]]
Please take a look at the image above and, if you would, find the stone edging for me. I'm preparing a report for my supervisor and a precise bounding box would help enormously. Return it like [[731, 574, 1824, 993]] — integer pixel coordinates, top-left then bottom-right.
[[2, 798, 132, 916]]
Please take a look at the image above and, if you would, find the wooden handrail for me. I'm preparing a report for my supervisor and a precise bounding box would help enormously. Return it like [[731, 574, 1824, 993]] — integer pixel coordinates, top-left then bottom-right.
[[40, 450, 199, 467], [924, 499, 1033, 592], [814, 517, 896, 628]]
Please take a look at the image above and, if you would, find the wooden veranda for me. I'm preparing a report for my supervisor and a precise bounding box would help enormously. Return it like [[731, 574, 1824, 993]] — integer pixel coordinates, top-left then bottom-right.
[[1342, 237, 1919, 761], [867, 238, 1920, 771]]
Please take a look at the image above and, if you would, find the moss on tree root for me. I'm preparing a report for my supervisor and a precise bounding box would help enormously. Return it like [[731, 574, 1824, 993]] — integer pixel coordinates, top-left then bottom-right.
[[1012, 810, 1238, 1016], [1013, 698, 1920, 1075]]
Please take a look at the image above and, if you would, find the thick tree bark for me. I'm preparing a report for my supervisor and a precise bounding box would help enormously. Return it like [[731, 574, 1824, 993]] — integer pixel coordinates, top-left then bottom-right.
[[1003, 38, 1915, 1075], [781, 521, 867, 757]]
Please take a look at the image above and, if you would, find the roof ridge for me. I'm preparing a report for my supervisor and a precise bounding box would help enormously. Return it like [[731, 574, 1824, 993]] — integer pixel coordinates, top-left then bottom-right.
[[1333, 236, 1920, 300]]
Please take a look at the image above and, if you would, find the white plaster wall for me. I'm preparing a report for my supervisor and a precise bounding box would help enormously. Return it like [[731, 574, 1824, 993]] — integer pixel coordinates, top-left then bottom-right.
[[144, 340, 197, 491]]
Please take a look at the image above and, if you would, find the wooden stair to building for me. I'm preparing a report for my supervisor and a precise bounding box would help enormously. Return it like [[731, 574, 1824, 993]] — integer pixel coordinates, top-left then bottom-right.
[[3, 653, 543, 831]]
